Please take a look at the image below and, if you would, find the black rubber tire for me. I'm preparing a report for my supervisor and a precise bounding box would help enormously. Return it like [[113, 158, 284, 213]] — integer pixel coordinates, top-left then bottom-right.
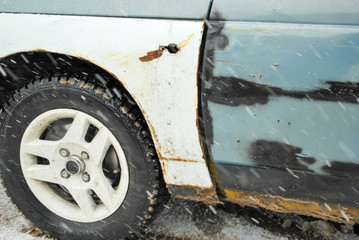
[[0, 75, 167, 240]]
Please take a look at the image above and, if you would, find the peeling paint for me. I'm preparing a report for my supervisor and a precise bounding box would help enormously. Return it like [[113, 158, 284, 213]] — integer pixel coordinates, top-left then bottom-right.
[[214, 59, 232, 63], [224, 190, 359, 224], [168, 184, 221, 205], [161, 158, 198, 163], [139, 49, 164, 62], [201, 11, 359, 223]]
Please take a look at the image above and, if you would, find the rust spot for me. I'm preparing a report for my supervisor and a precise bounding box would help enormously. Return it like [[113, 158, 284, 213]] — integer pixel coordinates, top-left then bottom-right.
[[249, 74, 256, 78], [258, 74, 262, 78], [178, 32, 196, 49], [256, 82, 268, 87], [273, 63, 280, 67], [277, 119, 280, 124], [168, 184, 222, 205], [162, 158, 198, 163], [214, 60, 233, 64], [139, 49, 164, 62], [31, 49, 47, 52], [236, 140, 240, 143], [224, 190, 359, 224], [288, 122, 291, 126]]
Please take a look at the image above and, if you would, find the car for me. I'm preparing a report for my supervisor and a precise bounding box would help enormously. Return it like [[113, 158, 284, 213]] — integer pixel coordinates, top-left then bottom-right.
[[0, 0, 359, 239]]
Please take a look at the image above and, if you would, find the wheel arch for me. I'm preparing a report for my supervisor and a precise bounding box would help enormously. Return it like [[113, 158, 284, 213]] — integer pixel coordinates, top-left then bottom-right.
[[0, 51, 126, 104], [0, 50, 219, 204]]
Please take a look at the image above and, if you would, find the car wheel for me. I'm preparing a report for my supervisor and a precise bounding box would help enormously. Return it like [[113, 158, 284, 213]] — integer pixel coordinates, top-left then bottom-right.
[[0, 75, 167, 239]]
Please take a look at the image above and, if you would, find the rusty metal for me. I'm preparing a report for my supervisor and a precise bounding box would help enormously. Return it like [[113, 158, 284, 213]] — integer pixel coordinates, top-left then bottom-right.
[[224, 190, 359, 224], [178, 33, 196, 49], [161, 158, 198, 163], [139, 49, 164, 62], [167, 184, 221, 205], [139, 43, 181, 62], [214, 59, 232, 63]]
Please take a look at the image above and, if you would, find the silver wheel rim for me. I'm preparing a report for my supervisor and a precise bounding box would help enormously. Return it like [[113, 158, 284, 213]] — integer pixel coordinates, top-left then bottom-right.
[[20, 109, 129, 222]]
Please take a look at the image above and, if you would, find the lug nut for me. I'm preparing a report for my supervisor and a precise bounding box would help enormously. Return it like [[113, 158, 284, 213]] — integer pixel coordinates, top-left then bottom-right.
[[81, 151, 89, 160], [61, 169, 70, 179], [60, 148, 70, 157], [82, 172, 90, 182]]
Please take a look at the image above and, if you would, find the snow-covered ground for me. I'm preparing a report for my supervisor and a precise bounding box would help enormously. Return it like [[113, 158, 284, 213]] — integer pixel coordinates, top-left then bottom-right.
[[0, 185, 358, 240]]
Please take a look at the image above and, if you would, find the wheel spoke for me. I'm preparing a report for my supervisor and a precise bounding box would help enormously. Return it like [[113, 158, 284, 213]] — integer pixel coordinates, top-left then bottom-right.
[[62, 112, 90, 143], [68, 188, 96, 217], [92, 171, 115, 209], [24, 165, 60, 184], [22, 139, 59, 160], [89, 128, 112, 166]]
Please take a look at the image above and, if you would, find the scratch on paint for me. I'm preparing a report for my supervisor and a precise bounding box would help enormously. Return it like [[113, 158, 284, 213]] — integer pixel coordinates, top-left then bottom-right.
[[214, 60, 233, 63]]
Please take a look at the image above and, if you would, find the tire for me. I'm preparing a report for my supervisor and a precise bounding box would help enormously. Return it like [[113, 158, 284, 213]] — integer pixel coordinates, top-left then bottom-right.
[[0, 75, 167, 239]]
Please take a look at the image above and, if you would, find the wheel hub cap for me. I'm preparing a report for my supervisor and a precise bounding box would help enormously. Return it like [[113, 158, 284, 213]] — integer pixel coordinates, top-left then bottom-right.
[[65, 155, 85, 175]]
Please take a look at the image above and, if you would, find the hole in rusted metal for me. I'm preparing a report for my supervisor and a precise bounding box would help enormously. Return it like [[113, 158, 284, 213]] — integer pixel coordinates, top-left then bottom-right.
[[139, 44, 180, 62], [164, 44, 180, 54]]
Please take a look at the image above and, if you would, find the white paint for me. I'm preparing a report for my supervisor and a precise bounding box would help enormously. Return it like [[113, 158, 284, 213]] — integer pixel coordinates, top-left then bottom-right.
[[0, 13, 213, 188], [161, 160, 213, 188]]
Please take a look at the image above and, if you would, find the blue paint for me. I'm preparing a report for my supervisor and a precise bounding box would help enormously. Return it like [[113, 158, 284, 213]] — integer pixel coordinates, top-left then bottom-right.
[[0, 0, 211, 19], [213, 22, 359, 91], [210, 0, 359, 25], [209, 97, 359, 173], [203, 15, 359, 178]]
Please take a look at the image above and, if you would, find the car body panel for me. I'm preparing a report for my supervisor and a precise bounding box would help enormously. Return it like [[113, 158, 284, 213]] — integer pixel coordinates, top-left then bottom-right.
[[200, 0, 359, 222], [0, 0, 211, 19], [0, 13, 215, 193], [210, 0, 359, 25], [204, 22, 359, 174]]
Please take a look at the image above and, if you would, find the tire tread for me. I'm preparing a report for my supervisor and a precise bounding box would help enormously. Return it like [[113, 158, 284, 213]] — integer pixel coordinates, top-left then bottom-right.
[[0, 73, 169, 240]]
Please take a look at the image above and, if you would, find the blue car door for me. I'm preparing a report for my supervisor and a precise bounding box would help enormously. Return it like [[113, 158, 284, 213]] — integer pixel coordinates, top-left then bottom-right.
[[201, 0, 359, 208]]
